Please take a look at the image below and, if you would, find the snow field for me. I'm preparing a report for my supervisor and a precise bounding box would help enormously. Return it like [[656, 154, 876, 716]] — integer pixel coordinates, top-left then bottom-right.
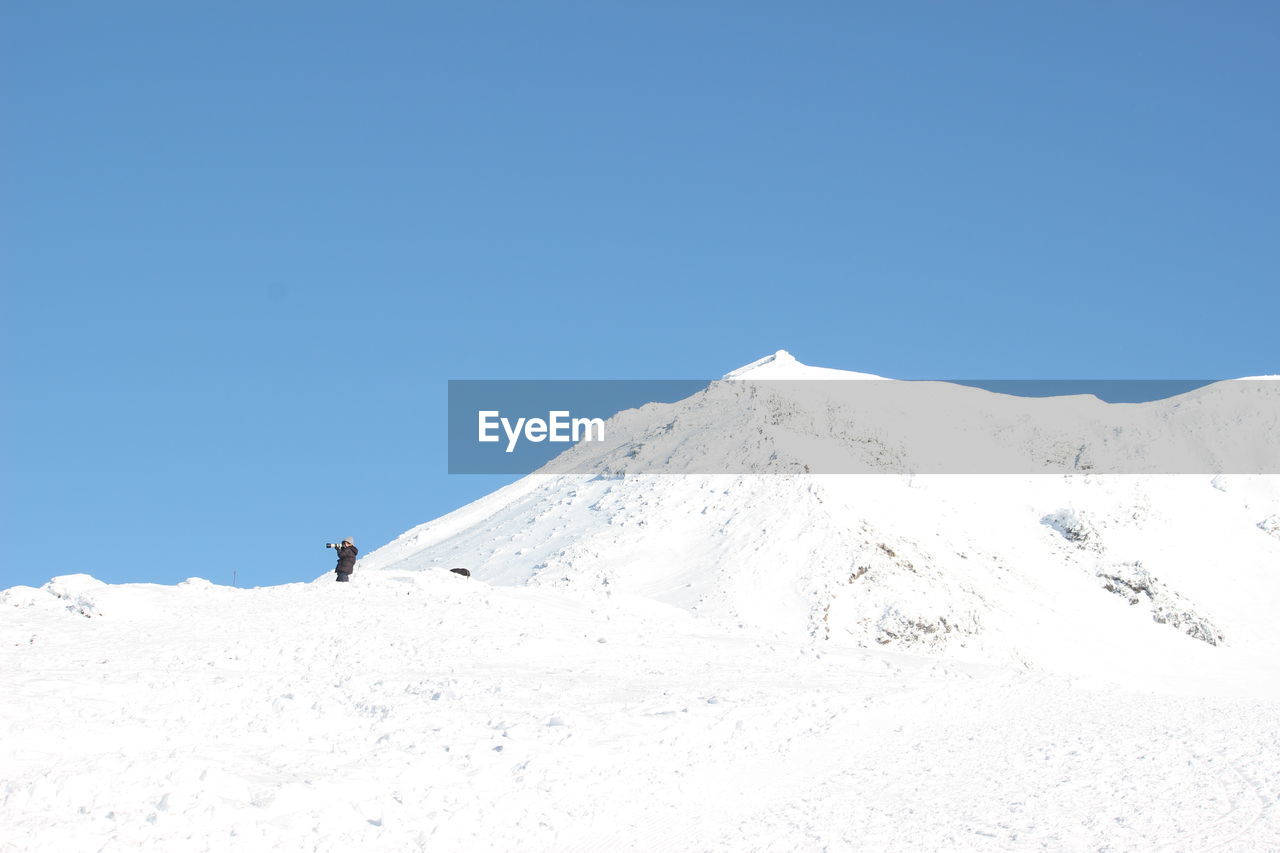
[[3, 571, 1278, 851]]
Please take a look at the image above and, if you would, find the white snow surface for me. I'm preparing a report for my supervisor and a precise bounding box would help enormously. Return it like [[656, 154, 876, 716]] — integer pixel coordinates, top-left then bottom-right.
[[4, 352, 1280, 851]]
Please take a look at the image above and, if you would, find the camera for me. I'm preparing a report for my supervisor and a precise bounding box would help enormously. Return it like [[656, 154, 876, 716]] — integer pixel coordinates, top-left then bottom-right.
[[325, 542, 338, 549]]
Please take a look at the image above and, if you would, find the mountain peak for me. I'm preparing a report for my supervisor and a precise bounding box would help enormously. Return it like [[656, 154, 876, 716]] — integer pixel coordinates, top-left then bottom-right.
[[723, 350, 799, 378], [723, 350, 887, 381]]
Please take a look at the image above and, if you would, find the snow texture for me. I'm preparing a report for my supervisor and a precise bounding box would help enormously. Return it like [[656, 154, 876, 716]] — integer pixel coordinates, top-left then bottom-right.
[[4, 352, 1280, 851]]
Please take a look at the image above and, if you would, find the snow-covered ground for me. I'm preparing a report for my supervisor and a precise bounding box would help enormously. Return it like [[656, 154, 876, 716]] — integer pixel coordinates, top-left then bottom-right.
[[4, 572, 1279, 852], [4, 353, 1279, 851]]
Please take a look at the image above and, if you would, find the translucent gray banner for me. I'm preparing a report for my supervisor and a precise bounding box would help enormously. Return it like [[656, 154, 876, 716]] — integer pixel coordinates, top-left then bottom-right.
[[449, 378, 1280, 475]]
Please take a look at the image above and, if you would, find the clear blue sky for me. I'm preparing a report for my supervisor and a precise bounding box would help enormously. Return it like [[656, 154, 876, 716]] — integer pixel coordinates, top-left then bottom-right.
[[3, 2, 1277, 590]]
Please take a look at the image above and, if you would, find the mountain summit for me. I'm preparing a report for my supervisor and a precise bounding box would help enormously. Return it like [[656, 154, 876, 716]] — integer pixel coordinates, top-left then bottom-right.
[[722, 349, 885, 380]]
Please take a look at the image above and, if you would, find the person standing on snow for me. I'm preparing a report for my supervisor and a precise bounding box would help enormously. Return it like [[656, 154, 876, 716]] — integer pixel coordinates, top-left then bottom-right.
[[326, 538, 358, 582]]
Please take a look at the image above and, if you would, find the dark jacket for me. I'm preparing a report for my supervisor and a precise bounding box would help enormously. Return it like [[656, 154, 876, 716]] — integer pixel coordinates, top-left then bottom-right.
[[335, 543, 358, 574]]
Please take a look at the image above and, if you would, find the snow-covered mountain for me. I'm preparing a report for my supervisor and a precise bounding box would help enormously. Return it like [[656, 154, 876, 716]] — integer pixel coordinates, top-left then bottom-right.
[[364, 351, 1280, 686], [5, 351, 1279, 851]]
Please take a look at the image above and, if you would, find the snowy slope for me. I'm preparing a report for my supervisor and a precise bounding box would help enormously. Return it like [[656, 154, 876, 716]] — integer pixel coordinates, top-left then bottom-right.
[[4, 350, 1280, 851], [534, 350, 1280, 477], [363, 352, 1280, 688], [4, 572, 1280, 851]]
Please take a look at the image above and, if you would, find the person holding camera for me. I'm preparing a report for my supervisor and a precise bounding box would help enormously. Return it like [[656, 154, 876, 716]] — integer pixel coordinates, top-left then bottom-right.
[[326, 538, 358, 582]]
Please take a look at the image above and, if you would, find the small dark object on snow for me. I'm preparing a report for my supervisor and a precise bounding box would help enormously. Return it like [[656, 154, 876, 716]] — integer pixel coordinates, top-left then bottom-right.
[[450, 568, 471, 578]]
